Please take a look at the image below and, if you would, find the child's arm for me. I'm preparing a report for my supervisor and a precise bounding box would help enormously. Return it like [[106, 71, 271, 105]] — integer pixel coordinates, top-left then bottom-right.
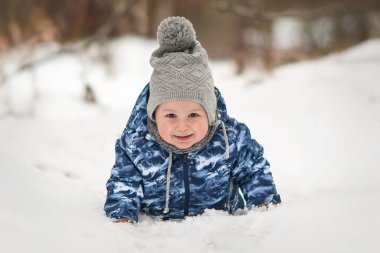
[[232, 122, 281, 209], [104, 138, 143, 223]]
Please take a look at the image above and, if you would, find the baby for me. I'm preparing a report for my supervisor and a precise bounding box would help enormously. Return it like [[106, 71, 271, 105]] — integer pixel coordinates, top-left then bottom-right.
[[104, 16, 281, 223]]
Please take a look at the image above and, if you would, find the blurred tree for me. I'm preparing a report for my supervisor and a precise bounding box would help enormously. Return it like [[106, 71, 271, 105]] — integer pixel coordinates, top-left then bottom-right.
[[213, 0, 380, 68], [1, 0, 380, 70], [0, 0, 143, 51]]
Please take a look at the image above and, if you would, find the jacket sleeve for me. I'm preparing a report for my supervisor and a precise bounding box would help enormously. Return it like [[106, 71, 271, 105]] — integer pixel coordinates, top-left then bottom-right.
[[104, 138, 144, 222], [232, 122, 281, 209]]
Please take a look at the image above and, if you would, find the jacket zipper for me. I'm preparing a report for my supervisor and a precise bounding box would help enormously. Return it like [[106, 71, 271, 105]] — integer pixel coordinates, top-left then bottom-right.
[[182, 154, 190, 217]]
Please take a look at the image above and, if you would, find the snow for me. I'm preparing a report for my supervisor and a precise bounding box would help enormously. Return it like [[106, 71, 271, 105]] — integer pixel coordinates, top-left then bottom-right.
[[1, 36, 380, 253]]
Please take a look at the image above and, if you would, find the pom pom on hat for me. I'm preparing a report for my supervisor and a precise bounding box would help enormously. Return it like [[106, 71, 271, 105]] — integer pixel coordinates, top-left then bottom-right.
[[157, 16, 196, 53]]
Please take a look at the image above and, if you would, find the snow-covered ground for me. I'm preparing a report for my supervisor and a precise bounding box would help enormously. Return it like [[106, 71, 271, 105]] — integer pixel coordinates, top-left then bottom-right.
[[1, 36, 380, 253]]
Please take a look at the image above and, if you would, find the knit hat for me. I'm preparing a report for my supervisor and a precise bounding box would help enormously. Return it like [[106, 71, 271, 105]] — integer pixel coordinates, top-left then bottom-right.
[[147, 16, 217, 125]]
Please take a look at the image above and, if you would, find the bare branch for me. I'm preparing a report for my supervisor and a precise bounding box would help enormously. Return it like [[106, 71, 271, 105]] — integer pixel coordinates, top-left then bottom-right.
[[212, 1, 275, 23]]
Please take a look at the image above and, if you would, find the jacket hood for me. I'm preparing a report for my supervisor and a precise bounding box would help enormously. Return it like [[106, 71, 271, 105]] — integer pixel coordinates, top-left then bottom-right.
[[125, 83, 230, 138]]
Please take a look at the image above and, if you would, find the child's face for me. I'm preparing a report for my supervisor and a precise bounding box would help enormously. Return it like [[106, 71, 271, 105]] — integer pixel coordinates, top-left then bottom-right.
[[154, 100, 209, 149]]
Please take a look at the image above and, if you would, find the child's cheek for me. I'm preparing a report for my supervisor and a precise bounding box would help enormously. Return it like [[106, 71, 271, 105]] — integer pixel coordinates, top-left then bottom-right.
[[156, 121, 172, 142]]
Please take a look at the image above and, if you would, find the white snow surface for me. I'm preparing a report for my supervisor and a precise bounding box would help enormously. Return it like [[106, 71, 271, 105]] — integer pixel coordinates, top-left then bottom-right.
[[1, 36, 380, 253]]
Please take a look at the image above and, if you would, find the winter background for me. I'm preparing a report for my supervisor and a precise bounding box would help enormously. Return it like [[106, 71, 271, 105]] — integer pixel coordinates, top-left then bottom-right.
[[1, 33, 380, 252]]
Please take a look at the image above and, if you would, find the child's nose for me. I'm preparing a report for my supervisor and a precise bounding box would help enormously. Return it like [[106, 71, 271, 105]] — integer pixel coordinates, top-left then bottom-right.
[[176, 119, 189, 131]]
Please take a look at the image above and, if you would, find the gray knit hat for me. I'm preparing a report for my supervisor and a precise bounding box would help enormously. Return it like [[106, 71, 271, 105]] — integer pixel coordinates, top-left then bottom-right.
[[147, 16, 217, 125]]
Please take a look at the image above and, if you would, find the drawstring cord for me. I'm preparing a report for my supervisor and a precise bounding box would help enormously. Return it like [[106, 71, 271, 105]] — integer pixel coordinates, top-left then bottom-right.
[[219, 119, 231, 211], [163, 151, 173, 214], [162, 119, 229, 215], [219, 120, 230, 160]]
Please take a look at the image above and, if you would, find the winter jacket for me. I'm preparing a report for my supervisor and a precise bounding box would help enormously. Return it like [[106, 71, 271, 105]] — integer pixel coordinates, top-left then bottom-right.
[[104, 84, 281, 222]]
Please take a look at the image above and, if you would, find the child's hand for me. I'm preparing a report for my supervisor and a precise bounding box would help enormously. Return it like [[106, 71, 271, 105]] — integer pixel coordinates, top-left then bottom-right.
[[255, 203, 278, 211], [113, 219, 133, 224]]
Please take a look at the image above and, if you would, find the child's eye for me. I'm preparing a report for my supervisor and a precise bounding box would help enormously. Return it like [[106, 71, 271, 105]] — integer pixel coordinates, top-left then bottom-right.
[[165, 113, 176, 118], [189, 113, 200, 118]]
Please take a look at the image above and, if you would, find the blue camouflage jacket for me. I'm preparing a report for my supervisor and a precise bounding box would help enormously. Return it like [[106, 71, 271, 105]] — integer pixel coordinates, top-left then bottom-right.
[[104, 84, 281, 222]]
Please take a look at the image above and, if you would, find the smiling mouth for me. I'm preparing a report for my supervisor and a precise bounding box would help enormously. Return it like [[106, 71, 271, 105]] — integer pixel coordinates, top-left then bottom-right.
[[174, 134, 193, 142]]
